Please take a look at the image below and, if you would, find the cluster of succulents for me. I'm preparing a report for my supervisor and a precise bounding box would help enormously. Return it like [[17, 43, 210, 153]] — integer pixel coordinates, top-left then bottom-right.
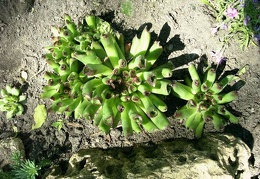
[[42, 14, 247, 137], [0, 85, 26, 119], [172, 63, 245, 138], [42, 14, 173, 136]]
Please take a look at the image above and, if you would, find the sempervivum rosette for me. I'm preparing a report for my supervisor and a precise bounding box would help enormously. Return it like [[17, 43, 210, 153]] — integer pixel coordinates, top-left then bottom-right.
[[172, 63, 247, 138], [42, 15, 173, 136], [0, 85, 26, 119]]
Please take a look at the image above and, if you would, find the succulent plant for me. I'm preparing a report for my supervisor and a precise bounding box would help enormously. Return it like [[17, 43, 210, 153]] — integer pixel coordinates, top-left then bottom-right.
[[42, 14, 173, 136], [0, 85, 26, 119], [41, 14, 115, 117], [172, 63, 246, 138]]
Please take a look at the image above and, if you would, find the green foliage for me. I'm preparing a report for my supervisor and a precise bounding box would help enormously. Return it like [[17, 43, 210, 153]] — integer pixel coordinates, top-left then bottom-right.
[[51, 119, 63, 131], [0, 152, 52, 179], [32, 104, 47, 130], [0, 169, 11, 179], [120, 0, 133, 16], [172, 63, 247, 138], [42, 14, 173, 136], [42, 14, 248, 137], [201, 0, 260, 48], [12, 160, 40, 179], [0, 152, 40, 179], [0, 85, 26, 119]]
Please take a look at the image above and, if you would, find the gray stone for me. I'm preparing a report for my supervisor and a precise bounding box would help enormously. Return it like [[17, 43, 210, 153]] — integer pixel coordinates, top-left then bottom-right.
[[0, 137, 25, 168], [44, 134, 251, 179]]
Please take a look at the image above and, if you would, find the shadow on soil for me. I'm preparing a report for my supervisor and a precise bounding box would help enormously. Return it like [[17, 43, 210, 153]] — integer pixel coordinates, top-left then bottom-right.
[[224, 124, 255, 167]]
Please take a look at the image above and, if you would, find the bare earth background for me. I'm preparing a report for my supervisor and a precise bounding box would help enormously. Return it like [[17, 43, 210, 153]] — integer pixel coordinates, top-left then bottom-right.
[[0, 0, 259, 177]]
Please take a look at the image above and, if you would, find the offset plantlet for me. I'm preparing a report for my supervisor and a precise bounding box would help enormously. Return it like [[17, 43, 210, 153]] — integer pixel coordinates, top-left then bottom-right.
[[172, 63, 247, 138], [0, 85, 26, 119], [42, 14, 173, 136]]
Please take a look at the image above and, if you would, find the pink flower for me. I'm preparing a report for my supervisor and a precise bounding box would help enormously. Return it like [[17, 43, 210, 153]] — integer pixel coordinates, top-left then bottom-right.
[[210, 49, 227, 65], [210, 23, 227, 35], [220, 23, 228, 30], [226, 7, 238, 19], [210, 27, 219, 35]]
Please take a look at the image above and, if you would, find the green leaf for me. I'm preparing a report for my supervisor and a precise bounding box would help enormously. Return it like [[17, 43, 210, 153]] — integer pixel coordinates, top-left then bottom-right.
[[18, 95, 26, 102], [237, 64, 249, 76], [10, 88, 20, 96], [195, 121, 205, 138], [6, 110, 14, 119], [199, 0, 215, 9], [32, 105, 47, 130], [1, 89, 8, 97], [6, 85, 12, 94], [51, 119, 63, 131]]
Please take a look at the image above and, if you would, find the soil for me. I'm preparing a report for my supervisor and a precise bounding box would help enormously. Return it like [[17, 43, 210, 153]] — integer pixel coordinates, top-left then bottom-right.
[[0, 0, 259, 177]]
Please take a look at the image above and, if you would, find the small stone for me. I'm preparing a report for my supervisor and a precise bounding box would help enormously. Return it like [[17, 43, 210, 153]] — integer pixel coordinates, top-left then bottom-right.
[[0, 137, 25, 168]]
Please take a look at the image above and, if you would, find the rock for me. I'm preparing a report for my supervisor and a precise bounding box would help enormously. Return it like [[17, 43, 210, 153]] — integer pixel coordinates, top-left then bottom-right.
[[44, 133, 251, 179], [0, 137, 25, 169]]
